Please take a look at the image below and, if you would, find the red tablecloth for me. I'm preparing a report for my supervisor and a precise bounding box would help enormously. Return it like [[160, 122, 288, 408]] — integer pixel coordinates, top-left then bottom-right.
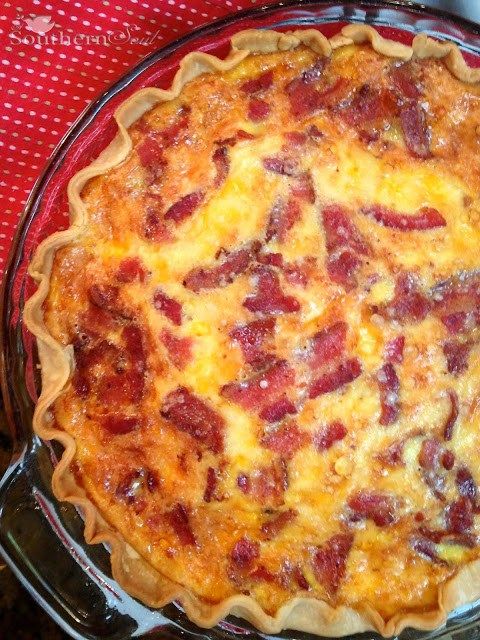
[[0, 0, 276, 279]]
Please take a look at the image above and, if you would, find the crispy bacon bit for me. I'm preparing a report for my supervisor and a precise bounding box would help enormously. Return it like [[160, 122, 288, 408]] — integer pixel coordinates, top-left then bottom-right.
[[340, 84, 394, 126], [266, 197, 301, 243], [384, 336, 405, 364], [348, 491, 397, 526], [361, 204, 446, 230], [116, 257, 147, 283], [164, 191, 204, 224], [238, 459, 288, 506], [399, 102, 431, 159], [442, 450, 455, 470], [307, 124, 324, 141], [137, 137, 166, 184], [88, 284, 120, 313], [456, 467, 477, 502], [184, 241, 260, 292], [243, 266, 300, 315], [443, 339, 472, 376], [283, 257, 317, 288], [166, 503, 197, 546], [322, 204, 371, 289], [213, 146, 230, 188], [312, 533, 353, 594], [443, 389, 459, 441], [262, 155, 298, 176], [284, 131, 307, 147], [261, 422, 309, 458], [446, 497, 473, 534], [116, 467, 158, 505], [377, 272, 430, 323], [160, 329, 193, 370], [287, 74, 344, 119], [314, 421, 347, 451], [153, 288, 182, 325], [161, 387, 224, 453], [241, 70, 273, 95], [309, 358, 362, 399], [430, 271, 480, 319], [204, 467, 219, 503], [410, 536, 444, 564], [259, 396, 297, 423], [221, 359, 295, 411], [248, 98, 271, 122], [377, 439, 404, 467], [419, 438, 446, 501], [230, 317, 275, 365], [390, 63, 420, 100], [291, 171, 315, 203], [249, 565, 277, 583], [442, 312, 470, 335], [309, 321, 347, 369], [377, 363, 400, 426], [230, 537, 260, 568], [102, 415, 139, 435], [261, 509, 297, 540], [143, 208, 170, 242]]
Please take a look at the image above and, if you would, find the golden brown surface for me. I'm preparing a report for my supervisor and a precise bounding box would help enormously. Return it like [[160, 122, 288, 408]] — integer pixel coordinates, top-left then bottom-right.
[[43, 43, 480, 622]]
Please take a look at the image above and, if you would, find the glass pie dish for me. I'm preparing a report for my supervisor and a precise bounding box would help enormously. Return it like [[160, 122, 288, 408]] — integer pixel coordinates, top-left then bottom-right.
[[2, 1, 480, 638]]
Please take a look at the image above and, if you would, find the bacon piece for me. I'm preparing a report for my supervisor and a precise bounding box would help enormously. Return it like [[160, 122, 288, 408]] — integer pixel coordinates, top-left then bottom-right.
[[419, 438, 446, 501], [160, 329, 193, 370], [441, 312, 471, 335], [314, 421, 347, 451], [243, 266, 300, 315], [443, 389, 459, 441], [446, 497, 473, 534], [241, 70, 273, 95], [249, 565, 277, 583], [261, 421, 309, 459], [390, 63, 420, 100], [442, 450, 455, 470], [291, 171, 315, 203], [309, 322, 347, 370], [137, 137, 166, 184], [164, 191, 204, 224], [312, 533, 353, 594], [456, 467, 477, 502], [161, 387, 224, 453], [430, 271, 480, 319], [88, 284, 120, 313], [248, 98, 271, 122], [184, 241, 260, 292], [221, 359, 295, 411], [384, 336, 405, 364], [166, 503, 197, 546], [204, 467, 219, 503], [143, 207, 170, 242], [361, 204, 446, 231], [377, 439, 405, 467], [218, 129, 255, 147], [266, 197, 301, 243], [443, 339, 472, 375], [230, 317, 275, 365], [283, 257, 317, 288], [238, 459, 288, 507], [283, 131, 307, 147], [307, 124, 324, 141], [348, 491, 397, 526], [286, 70, 345, 118], [376, 272, 430, 323], [102, 415, 139, 435], [259, 396, 297, 423], [116, 468, 158, 505], [340, 84, 394, 126], [399, 102, 431, 159], [410, 536, 445, 564], [116, 257, 147, 283], [309, 358, 362, 399], [212, 146, 230, 188], [327, 250, 361, 290], [261, 509, 297, 540], [153, 288, 182, 325], [230, 537, 260, 568], [377, 363, 400, 426], [262, 155, 298, 176]]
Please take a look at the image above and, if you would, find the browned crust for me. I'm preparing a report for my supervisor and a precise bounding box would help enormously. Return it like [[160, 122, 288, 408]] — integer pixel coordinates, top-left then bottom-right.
[[23, 25, 480, 637]]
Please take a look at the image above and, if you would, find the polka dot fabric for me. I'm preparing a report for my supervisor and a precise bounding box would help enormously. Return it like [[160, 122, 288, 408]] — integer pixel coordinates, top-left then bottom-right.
[[0, 0, 277, 279]]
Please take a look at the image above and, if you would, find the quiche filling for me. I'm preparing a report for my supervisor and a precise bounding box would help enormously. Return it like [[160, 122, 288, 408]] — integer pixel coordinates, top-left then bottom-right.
[[42, 40, 480, 621]]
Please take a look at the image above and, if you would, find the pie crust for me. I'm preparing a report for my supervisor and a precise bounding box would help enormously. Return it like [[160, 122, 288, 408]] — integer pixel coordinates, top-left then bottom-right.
[[24, 25, 480, 637]]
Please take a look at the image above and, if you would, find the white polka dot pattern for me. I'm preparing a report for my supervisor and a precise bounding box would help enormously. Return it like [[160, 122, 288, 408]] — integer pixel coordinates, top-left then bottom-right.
[[0, 0, 273, 276]]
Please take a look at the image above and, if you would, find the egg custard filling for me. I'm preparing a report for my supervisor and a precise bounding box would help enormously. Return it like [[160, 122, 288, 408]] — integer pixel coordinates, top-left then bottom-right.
[[27, 26, 480, 637]]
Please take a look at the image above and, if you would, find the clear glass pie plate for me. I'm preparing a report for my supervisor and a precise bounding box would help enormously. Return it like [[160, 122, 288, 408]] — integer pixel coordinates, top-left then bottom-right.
[[2, 1, 480, 638]]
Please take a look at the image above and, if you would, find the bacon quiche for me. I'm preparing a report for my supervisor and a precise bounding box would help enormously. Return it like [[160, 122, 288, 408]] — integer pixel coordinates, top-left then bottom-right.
[[25, 25, 480, 637]]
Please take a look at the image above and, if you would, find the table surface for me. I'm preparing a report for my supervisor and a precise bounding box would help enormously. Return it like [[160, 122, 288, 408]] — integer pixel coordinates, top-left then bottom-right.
[[0, 0, 478, 637]]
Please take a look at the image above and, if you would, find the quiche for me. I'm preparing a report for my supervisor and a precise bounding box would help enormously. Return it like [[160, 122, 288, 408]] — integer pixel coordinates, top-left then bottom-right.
[[25, 25, 480, 637]]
